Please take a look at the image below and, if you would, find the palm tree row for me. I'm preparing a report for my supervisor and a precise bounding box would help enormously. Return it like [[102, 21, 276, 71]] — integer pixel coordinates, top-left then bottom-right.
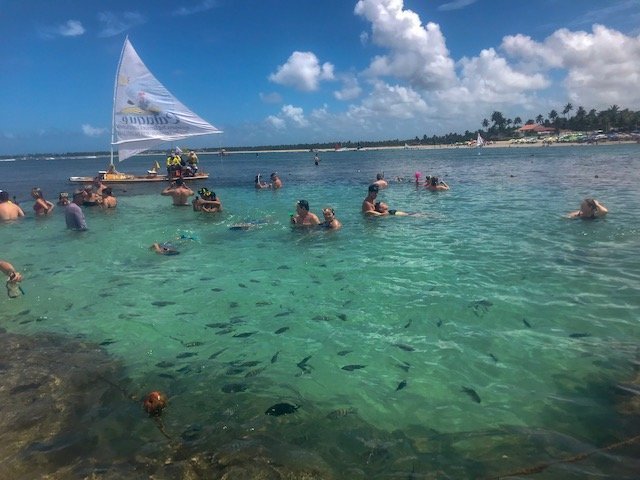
[[481, 104, 640, 139]]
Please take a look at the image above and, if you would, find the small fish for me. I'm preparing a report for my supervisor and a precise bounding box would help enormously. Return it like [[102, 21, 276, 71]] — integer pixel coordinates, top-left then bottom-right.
[[175, 311, 196, 316], [157, 373, 175, 379], [215, 328, 234, 335], [297, 355, 312, 373], [229, 301, 239, 308], [233, 331, 257, 338], [256, 300, 272, 306], [250, 279, 260, 283], [182, 287, 196, 293], [312, 315, 331, 321], [17, 309, 31, 316], [221, 383, 247, 393], [523, 318, 532, 328], [274, 311, 292, 317], [327, 407, 357, 419], [297, 355, 312, 366], [342, 364, 366, 371], [206, 322, 231, 329], [396, 380, 407, 391], [569, 333, 592, 338], [237, 360, 261, 367], [394, 343, 415, 352], [99, 339, 117, 346], [396, 362, 411, 372], [337, 350, 352, 356], [183, 341, 204, 348], [265, 402, 299, 416], [462, 386, 481, 403], [238, 283, 248, 288], [225, 367, 245, 375], [271, 351, 280, 363], [488, 353, 499, 363], [245, 367, 266, 377], [151, 301, 176, 307], [337, 313, 348, 321], [176, 352, 198, 359], [209, 348, 228, 359], [176, 365, 191, 373], [155, 361, 174, 368], [211, 287, 224, 292], [436, 319, 443, 328], [10, 382, 41, 394], [274, 326, 290, 334], [404, 319, 412, 329], [277, 265, 290, 270]]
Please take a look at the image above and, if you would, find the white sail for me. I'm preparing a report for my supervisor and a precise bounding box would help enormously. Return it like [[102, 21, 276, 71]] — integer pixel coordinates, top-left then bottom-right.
[[112, 37, 221, 162], [477, 133, 485, 147]]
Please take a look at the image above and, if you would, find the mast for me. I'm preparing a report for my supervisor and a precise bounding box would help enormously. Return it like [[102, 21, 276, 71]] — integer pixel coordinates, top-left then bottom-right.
[[110, 36, 129, 167]]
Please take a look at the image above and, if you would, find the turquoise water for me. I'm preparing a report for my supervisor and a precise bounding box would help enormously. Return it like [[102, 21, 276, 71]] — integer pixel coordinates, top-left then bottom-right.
[[1, 145, 640, 478]]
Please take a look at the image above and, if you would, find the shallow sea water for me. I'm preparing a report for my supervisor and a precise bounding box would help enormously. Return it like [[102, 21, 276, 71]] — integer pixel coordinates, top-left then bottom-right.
[[1, 145, 640, 478]]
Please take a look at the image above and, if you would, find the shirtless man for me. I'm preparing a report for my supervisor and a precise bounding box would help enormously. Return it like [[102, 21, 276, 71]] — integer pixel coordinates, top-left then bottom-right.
[[161, 178, 194, 206], [362, 184, 383, 216], [270, 172, 283, 189], [372, 173, 388, 189], [291, 200, 320, 226], [0, 190, 25, 220]]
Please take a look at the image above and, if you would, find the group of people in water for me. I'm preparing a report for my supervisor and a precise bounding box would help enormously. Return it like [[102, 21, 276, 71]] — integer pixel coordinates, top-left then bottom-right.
[[0, 163, 609, 291]]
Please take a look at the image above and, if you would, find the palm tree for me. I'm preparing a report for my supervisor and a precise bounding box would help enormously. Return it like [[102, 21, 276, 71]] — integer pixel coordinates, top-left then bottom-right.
[[482, 118, 489, 131], [513, 117, 522, 129], [536, 114, 544, 125], [491, 111, 506, 131]]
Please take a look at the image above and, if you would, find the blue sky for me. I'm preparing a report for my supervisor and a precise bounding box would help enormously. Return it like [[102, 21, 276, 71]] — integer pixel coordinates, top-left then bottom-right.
[[2, 0, 639, 155]]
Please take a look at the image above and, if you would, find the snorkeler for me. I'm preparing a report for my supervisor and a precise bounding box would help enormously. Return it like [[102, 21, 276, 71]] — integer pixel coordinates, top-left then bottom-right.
[[150, 243, 180, 255]]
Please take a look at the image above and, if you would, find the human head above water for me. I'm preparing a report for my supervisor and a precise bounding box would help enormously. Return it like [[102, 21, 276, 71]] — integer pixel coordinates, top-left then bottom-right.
[[297, 199, 310, 211], [368, 184, 379, 194], [0, 190, 9, 202]]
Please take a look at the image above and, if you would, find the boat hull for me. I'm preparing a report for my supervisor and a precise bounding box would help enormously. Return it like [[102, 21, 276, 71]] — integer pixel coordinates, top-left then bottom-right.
[[68, 173, 209, 184]]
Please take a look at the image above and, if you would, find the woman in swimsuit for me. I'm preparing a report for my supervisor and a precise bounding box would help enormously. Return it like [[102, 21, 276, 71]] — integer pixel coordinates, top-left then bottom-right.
[[567, 198, 608, 219], [321, 207, 342, 230], [31, 187, 55, 215]]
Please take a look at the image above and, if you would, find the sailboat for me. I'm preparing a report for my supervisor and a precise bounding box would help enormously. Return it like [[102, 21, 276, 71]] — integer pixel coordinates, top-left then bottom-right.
[[69, 37, 221, 184], [476, 132, 485, 148]]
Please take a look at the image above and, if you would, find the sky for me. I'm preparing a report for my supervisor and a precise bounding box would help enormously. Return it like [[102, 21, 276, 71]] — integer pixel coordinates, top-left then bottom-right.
[[1, 0, 640, 155]]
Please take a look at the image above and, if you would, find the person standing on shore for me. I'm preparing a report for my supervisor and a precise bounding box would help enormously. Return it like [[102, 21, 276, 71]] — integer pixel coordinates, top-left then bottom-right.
[[0, 190, 25, 221], [65, 191, 88, 231]]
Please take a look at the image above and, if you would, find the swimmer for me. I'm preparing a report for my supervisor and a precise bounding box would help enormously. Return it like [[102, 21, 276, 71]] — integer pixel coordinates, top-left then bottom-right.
[[255, 174, 270, 189], [567, 198, 608, 219], [372, 173, 388, 189], [150, 243, 180, 255], [291, 199, 320, 226], [425, 176, 449, 191], [375, 201, 410, 216], [321, 207, 342, 230]]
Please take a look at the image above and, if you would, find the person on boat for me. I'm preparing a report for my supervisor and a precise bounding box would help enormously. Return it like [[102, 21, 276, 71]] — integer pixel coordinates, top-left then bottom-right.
[[161, 178, 194, 206], [567, 198, 608, 219], [101, 187, 117, 209], [57, 192, 70, 206], [362, 184, 382, 216], [166, 150, 182, 178], [187, 151, 199, 175], [372, 173, 388, 189], [82, 186, 102, 206], [255, 174, 270, 189], [31, 187, 55, 216], [375, 201, 411, 216], [425, 176, 449, 191], [270, 172, 283, 189], [291, 199, 320, 226], [321, 207, 342, 230], [65, 191, 88, 231], [0, 260, 23, 298], [0, 190, 25, 221]]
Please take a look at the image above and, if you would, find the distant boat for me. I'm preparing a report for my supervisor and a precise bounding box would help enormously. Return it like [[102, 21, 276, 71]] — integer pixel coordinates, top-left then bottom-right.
[[70, 37, 221, 184], [477, 133, 485, 148]]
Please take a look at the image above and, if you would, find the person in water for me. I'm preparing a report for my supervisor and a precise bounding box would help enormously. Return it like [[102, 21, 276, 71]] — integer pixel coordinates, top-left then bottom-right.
[[255, 174, 270, 189], [425, 176, 449, 191], [321, 207, 342, 230], [362, 184, 382, 215], [0, 260, 23, 298], [0, 190, 25, 221], [31, 187, 55, 216], [193, 188, 222, 212], [101, 187, 117, 209], [161, 178, 194, 206], [375, 201, 410, 216], [314, 153, 320, 166], [291, 200, 320, 226], [372, 173, 388, 189], [82, 186, 102, 206], [65, 191, 88, 231], [57, 192, 70, 206], [270, 172, 283, 189], [150, 243, 180, 255], [567, 198, 608, 219]]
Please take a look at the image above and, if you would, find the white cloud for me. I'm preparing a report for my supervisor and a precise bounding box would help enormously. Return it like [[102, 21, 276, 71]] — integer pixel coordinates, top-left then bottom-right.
[[98, 12, 146, 38], [269, 51, 335, 91], [281, 105, 308, 127], [82, 124, 106, 137], [266, 115, 285, 129], [354, 0, 457, 89], [259, 92, 283, 104], [39, 19, 85, 39], [173, 0, 217, 16], [501, 24, 640, 108], [334, 74, 362, 101]]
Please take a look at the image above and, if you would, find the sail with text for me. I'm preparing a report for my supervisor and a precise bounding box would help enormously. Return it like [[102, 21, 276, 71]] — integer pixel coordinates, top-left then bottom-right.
[[112, 37, 221, 162]]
